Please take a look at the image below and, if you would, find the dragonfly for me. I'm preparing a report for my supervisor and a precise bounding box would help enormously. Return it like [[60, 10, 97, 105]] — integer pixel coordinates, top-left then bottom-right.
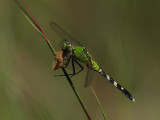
[[50, 21, 135, 102]]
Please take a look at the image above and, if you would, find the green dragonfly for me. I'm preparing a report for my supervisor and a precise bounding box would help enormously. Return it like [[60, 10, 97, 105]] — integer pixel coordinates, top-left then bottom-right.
[[50, 21, 135, 102]]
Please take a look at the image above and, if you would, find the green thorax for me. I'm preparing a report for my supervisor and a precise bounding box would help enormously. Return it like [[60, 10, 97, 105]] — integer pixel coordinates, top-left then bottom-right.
[[73, 46, 89, 63], [72, 46, 100, 71]]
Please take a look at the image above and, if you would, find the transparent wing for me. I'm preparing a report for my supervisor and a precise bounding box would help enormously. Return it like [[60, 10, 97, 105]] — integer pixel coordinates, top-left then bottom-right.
[[84, 68, 94, 87], [50, 21, 83, 46], [84, 51, 94, 87]]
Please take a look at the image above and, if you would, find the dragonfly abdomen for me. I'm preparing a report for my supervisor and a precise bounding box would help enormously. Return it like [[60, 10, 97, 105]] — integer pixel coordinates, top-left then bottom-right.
[[89, 60, 100, 71], [97, 68, 135, 102]]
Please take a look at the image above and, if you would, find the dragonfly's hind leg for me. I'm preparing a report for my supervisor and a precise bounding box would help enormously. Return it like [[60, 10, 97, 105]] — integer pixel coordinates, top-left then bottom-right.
[[70, 58, 84, 78]]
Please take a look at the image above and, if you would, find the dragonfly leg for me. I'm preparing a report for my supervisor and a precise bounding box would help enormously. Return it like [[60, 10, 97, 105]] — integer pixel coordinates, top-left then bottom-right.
[[71, 56, 75, 74], [70, 58, 84, 78]]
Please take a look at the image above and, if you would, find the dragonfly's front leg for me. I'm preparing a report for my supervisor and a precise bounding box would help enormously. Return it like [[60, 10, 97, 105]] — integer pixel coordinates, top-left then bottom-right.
[[63, 55, 72, 68]]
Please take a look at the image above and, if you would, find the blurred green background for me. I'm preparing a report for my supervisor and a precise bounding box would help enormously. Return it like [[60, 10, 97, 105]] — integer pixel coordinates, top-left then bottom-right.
[[0, 0, 160, 120]]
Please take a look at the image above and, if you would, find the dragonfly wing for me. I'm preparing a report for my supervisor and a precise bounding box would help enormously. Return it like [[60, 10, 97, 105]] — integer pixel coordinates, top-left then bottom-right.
[[83, 48, 94, 87], [50, 21, 83, 46], [84, 68, 94, 88]]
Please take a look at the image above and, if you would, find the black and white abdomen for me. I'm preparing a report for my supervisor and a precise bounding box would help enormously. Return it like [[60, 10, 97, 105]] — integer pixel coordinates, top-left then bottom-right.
[[97, 68, 135, 102]]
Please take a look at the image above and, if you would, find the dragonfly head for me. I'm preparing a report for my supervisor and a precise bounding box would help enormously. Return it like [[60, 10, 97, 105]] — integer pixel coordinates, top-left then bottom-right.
[[62, 42, 72, 52]]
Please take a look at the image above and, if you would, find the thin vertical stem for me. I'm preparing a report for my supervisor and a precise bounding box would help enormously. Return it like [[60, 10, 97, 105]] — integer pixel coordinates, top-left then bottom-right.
[[90, 86, 107, 120], [62, 68, 92, 120], [21, 0, 56, 55]]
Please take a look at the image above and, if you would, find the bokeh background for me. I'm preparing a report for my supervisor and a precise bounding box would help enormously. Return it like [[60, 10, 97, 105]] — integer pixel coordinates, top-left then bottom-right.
[[0, 0, 160, 120]]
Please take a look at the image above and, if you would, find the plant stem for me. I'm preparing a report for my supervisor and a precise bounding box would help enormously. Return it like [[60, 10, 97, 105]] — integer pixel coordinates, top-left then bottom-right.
[[62, 68, 92, 120], [90, 86, 107, 120], [21, 0, 56, 55]]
